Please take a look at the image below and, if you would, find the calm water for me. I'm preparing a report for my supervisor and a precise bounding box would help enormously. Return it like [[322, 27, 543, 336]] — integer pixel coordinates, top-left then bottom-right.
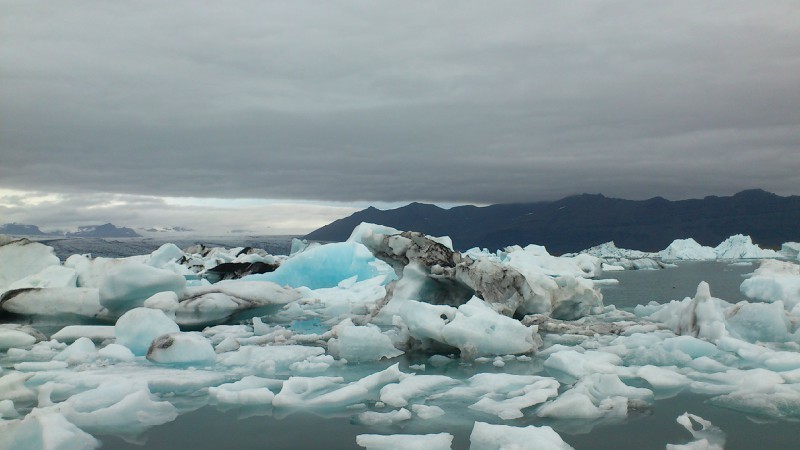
[[96, 261, 799, 450], [599, 260, 755, 309]]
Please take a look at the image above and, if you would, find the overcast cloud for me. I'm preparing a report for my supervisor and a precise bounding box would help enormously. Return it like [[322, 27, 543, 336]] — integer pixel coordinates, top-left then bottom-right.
[[1, 1, 799, 233]]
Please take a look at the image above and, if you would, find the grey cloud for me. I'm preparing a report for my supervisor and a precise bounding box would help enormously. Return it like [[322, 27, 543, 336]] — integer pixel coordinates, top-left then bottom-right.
[[1, 1, 798, 207]]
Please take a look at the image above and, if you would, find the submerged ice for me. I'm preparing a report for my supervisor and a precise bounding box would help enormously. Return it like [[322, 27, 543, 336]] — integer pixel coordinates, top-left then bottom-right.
[[0, 225, 798, 448]]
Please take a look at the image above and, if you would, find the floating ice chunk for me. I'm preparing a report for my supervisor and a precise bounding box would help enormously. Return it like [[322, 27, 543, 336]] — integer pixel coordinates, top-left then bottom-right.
[[0, 408, 99, 450], [574, 241, 658, 260], [97, 343, 135, 361], [272, 376, 346, 408], [380, 375, 459, 407], [550, 276, 604, 320], [441, 298, 538, 358], [356, 408, 413, 426], [143, 291, 180, 318], [0, 324, 42, 350], [0, 287, 104, 318], [115, 307, 180, 356], [398, 298, 537, 358], [328, 321, 403, 362], [55, 380, 179, 437], [51, 326, 115, 344], [356, 433, 453, 450], [0, 372, 36, 402], [53, 337, 97, 365], [469, 422, 573, 450], [14, 361, 69, 372], [208, 376, 276, 405], [714, 234, 780, 260], [0, 399, 17, 419], [347, 222, 401, 245], [242, 242, 392, 289], [274, 364, 407, 410], [411, 404, 445, 419], [544, 350, 622, 380], [537, 373, 651, 420], [667, 413, 725, 450], [642, 282, 730, 343], [661, 336, 719, 359], [740, 260, 800, 309], [214, 336, 240, 353], [7, 265, 77, 291], [147, 332, 216, 365], [505, 247, 601, 278], [218, 345, 326, 375], [637, 365, 690, 391], [289, 354, 336, 373], [659, 239, 717, 261], [437, 373, 554, 404], [98, 260, 186, 312], [307, 275, 387, 321], [710, 387, 800, 420], [176, 281, 303, 326], [726, 301, 790, 343], [348, 222, 454, 251], [468, 377, 559, 420], [146, 243, 187, 271], [688, 356, 730, 373], [395, 297, 455, 343], [0, 239, 61, 293]]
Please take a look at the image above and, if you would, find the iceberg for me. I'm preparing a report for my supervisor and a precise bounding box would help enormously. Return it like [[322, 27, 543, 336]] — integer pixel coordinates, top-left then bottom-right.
[[659, 238, 717, 261], [114, 307, 180, 356], [469, 422, 574, 450], [241, 241, 393, 289], [667, 413, 725, 450], [714, 234, 781, 259], [740, 259, 800, 308], [0, 239, 61, 294], [356, 433, 453, 450], [0, 408, 99, 450], [146, 332, 216, 365]]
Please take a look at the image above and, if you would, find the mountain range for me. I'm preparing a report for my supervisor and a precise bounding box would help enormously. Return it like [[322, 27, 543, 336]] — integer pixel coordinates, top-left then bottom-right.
[[0, 223, 141, 238], [304, 189, 800, 254]]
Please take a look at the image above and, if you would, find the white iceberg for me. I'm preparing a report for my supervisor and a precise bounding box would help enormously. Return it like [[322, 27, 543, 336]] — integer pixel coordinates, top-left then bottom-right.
[[659, 239, 717, 261], [469, 422, 573, 450], [356, 433, 453, 450], [115, 307, 180, 356]]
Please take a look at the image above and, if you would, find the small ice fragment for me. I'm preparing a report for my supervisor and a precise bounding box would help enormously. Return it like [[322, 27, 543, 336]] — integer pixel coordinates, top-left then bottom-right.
[[356, 432, 453, 450]]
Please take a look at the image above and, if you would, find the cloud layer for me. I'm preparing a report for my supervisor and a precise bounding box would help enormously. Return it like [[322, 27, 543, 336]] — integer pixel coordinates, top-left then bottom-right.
[[0, 188, 359, 235], [2, 1, 798, 214]]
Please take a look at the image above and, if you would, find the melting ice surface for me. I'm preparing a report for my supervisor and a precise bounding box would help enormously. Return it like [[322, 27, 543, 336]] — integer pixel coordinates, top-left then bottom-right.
[[1, 228, 800, 449]]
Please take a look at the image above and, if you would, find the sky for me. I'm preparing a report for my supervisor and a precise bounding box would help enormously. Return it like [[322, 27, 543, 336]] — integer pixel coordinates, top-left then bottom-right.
[[1, 1, 799, 235]]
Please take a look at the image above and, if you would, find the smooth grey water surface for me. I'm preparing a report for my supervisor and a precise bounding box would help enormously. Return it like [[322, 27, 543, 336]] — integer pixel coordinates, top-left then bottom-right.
[[598, 260, 756, 309]]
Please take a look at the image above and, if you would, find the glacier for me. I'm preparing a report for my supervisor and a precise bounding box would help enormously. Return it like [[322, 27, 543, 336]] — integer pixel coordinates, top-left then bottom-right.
[[0, 226, 798, 449]]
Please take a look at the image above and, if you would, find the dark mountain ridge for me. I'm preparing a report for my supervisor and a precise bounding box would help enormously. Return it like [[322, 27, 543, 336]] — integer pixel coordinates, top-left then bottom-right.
[[305, 189, 800, 254], [1, 222, 141, 238]]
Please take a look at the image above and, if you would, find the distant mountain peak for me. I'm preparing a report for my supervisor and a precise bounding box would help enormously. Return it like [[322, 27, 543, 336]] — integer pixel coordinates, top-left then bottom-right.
[[0, 223, 51, 236], [67, 223, 140, 238], [733, 188, 775, 198]]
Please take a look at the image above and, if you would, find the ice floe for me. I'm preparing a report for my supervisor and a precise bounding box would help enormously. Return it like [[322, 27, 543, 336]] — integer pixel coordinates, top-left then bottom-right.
[[1, 223, 800, 448]]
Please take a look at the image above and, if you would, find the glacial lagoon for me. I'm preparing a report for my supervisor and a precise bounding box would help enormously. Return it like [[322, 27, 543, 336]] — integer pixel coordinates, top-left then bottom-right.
[[2, 230, 800, 449]]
